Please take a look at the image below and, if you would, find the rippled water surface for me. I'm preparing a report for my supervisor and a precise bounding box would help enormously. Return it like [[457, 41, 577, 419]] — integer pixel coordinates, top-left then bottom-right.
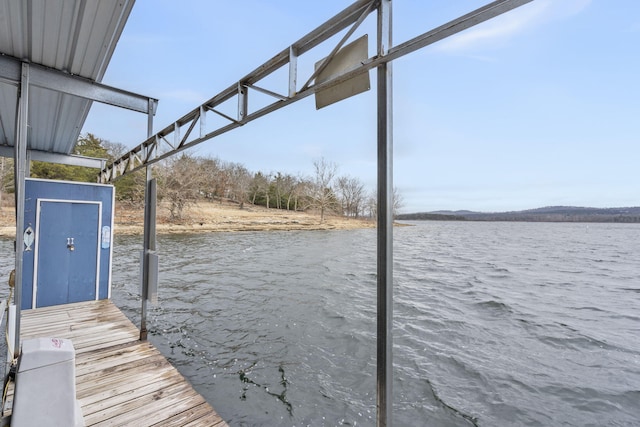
[[2, 221, 639, 426]]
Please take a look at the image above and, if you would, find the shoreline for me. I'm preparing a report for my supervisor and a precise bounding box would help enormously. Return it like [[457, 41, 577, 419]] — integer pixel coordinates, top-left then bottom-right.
[[0, 200, 376, 238]]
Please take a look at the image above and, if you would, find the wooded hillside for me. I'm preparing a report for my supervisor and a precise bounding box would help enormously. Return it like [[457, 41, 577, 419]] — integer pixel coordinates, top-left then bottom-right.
[[399, 206, 640, 223], [1, 134, 403, 223]]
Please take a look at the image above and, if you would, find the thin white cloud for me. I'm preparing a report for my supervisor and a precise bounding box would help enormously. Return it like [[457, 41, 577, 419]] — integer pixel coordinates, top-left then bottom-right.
[[436, 0, 591, 53]]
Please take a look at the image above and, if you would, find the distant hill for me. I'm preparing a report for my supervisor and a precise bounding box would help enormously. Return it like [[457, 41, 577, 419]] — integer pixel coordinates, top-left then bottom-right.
[[398, 206, 640, 223]]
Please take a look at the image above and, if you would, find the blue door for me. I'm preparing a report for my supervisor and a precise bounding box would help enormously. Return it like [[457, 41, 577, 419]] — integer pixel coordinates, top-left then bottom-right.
[[36, 201, 100, 307]]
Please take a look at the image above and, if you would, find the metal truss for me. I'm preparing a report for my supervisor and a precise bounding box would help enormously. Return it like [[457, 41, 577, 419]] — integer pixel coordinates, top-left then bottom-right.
[[100, 0, 533, 183]]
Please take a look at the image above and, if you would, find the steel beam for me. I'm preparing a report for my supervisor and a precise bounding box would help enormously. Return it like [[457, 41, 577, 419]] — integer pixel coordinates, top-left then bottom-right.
[[0, 146, 105, 168], [140, 99, 157, 341], [28, 151, 105, 168], [387, 0, 533, 63], [101, 0, 533, 183], [238, 82, 248, 122], [300, 0, 375, 93], [100, 0, 378, 182], [12, 62, 29, 361], [0, 54, 157, 114], [376, 2, 393, 425], [288, 46, 298, 97]]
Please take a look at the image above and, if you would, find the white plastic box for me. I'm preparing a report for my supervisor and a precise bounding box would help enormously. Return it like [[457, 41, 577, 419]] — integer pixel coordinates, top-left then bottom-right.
[[12, 337, 84, 426]]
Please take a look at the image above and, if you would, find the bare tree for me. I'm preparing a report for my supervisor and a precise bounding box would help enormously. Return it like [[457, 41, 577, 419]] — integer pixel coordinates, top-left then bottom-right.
[[365, 186, 404, 219], [393, 186, 404, 218], [262, 172, 273, 208], [198, 157, 222, 200], [249, 171, 271, 207], [279, 173, 297, 211], [365, 190, 377, 219], [272, 172, 285, 210], [336, 175, 366, 218], [157, 154, 205, 221], [215, 165, 232, 202], [309, 158, 339, 222], [102, 140, 128, 159], [228, 162, 252, 208], [291, 175, 311, 212]]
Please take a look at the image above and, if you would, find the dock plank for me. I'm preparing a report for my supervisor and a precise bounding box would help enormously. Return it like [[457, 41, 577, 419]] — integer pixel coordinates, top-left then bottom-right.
[[152, 401, 225, 427], [80, 372, 185, 411], [85, 382, 194, 426], [20, 299, 228, 427]]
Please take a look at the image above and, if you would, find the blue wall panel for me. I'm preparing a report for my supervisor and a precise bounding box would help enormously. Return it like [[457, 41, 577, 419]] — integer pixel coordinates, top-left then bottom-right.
[[22, 179, 114, 309]]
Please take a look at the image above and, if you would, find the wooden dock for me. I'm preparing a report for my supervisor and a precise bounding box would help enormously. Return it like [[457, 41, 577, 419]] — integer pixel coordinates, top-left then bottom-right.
[[18, 299, 228, 427]]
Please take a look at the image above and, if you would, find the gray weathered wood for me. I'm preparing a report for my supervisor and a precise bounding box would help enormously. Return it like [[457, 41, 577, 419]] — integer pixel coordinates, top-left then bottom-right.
[[19, 299, 227, 427]]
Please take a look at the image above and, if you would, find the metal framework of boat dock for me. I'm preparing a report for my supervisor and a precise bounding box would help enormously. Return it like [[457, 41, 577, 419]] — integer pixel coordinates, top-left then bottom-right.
[[0, 1, 535, 425]]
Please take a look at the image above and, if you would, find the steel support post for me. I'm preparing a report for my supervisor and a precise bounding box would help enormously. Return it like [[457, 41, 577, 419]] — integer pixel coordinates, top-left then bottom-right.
[[140, 101, 156, 341], [238, 82, 248, 122], [376, 1, 393, 426], [139, 167, 150, 341], [12, 63, 29, 360], [288, 46, 298, 97]]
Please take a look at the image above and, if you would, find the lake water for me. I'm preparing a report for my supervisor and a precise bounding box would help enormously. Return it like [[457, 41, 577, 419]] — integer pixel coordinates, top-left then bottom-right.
[[2, 221, 639, 426]]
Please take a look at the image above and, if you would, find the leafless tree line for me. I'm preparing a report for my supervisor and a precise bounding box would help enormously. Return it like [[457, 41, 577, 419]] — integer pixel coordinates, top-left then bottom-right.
[[0, 140, 403, 222], [156, 155, 402, 221]]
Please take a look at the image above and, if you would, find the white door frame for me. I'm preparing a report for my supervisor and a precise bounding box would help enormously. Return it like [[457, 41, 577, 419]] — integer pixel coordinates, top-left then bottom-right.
[[32, 198, 102, 309]]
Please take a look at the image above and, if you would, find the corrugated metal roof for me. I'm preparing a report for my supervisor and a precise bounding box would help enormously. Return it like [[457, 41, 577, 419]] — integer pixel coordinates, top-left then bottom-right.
[[0, 0, 135, 155]]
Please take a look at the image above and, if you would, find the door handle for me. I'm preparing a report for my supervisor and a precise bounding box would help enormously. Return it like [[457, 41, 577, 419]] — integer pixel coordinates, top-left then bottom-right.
[[67, 237, 75, 252]]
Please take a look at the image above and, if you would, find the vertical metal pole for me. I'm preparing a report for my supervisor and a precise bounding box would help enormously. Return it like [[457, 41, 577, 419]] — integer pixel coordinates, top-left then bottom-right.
[[238, 82, 248, 122], [140, 100, 155, 341], [199, 106, 206, 138], [377, 1, 393, 426], [289, 46, 298, 97], [12, 62, 29, 360]]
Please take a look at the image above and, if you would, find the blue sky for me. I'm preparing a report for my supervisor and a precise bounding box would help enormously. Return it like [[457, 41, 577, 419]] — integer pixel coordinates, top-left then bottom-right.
[[82, 1, 640, 213]]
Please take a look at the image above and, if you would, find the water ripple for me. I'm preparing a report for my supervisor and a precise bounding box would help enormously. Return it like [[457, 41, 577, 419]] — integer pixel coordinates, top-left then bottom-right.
[[95, 222, 640, 426]]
